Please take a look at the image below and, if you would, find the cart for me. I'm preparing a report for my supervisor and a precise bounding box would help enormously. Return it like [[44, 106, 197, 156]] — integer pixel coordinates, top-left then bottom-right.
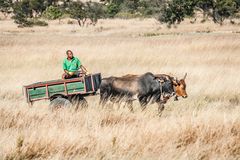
[[23, 73, 101, 108]]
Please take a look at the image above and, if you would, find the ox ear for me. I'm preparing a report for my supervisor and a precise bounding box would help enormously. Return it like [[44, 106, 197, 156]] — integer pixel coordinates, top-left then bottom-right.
[[183, 73, 187, 80], [154, 77, 164, 83]]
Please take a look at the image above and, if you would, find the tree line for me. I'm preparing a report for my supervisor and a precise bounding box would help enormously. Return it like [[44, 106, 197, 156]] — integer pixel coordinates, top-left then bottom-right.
[[0, 0, 239, 27]]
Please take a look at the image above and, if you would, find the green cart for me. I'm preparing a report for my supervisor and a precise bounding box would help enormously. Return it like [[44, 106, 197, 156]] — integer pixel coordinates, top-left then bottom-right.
[[23, 73, 101, 108]]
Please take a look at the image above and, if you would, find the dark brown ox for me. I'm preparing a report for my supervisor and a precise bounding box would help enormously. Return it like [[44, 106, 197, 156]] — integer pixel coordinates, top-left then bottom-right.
[[99, 72, 175, 114]]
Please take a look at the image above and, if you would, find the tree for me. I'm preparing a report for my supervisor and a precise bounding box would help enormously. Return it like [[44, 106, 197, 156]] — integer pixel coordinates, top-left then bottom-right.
[[85, 2, 104, 25], [101, 0, 124, 5], [120, 0, 139, 14], [29, 0, 46, 17], [137, 0, 163, 16], [236, 0, 240, 8], [157, 0, 196, 26], [106, 2, 120, 17], [68, 1, 104, 26], [44, 0, 59, 7], [212, 0, 238, 24], [196, 0, 213, 21], [12, 0, 48, 27], [157, 0, 239, 26], [68, 1, 87, 26], [12, 1, 33, 26], [0, 0, 13, 18]]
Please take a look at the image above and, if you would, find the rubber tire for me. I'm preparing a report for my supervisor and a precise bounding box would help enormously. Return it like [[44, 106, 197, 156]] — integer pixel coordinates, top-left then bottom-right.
[[71, 96, 88, 110], [49, 97, 72, 110]]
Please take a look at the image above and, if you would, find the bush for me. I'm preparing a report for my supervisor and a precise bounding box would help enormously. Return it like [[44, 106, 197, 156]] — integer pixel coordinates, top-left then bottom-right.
[[30, 19, 48, 26], [43, 5, 63, 20], [106, 3, 120, 18]]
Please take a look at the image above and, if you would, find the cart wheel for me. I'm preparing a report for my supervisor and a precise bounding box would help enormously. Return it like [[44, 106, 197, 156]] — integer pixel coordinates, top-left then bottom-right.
[[71, 96, 88, 110], [49, 97, 72, 110]]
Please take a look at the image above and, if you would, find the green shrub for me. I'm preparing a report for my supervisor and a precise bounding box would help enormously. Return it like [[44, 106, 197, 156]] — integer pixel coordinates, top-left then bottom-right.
[[106, 3, 120, 18], [30, 19, 48, 26], [43, 5, 63, 20]]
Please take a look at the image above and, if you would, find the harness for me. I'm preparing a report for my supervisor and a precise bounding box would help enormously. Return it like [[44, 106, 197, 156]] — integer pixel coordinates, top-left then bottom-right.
[[158, 80, 164, 101], [158, 78, 177, 101], [160, 82, 164, 101]]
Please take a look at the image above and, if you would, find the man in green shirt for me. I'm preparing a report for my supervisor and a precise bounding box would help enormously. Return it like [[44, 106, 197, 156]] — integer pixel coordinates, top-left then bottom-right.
[[62, 50, 88, 79]]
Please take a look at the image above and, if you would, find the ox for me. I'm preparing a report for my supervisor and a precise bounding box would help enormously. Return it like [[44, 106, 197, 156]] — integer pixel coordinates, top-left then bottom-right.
[[99, 72, 175, 114]]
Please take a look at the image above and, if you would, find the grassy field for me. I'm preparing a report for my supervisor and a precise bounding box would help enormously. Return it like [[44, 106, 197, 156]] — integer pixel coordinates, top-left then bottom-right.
[[0, 18, 240, 159]]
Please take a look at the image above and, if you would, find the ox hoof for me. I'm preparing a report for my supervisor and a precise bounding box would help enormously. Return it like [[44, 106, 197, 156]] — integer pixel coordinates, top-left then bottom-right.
[[174, 96, 179, 101]]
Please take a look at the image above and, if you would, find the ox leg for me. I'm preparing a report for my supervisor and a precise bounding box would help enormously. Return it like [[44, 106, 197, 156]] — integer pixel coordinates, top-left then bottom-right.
[[157, 103, 165, 117], [99, 99, 107, 109], [99, 93, 108, 109], [126, 100, 134, 112], [110, 96, 121, 110], [138, 96, 148, 111]]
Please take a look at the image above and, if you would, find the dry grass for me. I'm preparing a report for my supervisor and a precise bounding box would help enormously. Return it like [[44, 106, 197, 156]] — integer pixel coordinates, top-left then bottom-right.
[[0, 18, 240, 159]]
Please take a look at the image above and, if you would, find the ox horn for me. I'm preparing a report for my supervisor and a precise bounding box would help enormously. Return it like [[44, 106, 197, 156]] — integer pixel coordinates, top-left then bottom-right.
[[172, 77, 179, 85], [174, 77, 179, 82], [183, 73, 187, 80]]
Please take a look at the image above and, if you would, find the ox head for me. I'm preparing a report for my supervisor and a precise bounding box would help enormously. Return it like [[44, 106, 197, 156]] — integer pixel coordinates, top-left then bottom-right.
[[156, 77, 175, 101], [173, 73, 188, 99]]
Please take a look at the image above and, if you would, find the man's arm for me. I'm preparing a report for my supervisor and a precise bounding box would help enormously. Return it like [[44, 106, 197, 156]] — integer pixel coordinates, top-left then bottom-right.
[[80, 65, 88, 73], [76, 58, 88, 73], [63, 60, 69, 74]]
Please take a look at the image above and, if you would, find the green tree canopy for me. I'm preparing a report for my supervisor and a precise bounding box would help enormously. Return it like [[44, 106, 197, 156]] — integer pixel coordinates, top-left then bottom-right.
[[0, 0, 13, 18]]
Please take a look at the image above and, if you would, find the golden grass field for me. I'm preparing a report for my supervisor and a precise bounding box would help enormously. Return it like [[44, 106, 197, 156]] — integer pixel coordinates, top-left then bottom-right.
[[0, 18, 240, 159]]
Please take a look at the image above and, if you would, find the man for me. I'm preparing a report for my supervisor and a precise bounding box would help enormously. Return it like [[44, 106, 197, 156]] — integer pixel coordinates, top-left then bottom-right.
[[62, 50, 88, 79]]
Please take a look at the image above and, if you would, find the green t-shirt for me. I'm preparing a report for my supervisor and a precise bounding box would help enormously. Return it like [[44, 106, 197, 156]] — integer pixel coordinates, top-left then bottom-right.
[[63, 57, 81, 72]]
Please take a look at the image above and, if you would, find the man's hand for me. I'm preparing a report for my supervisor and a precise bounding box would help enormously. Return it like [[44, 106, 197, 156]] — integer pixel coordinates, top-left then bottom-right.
[[64, 70, 69, 74], [68, 72, 74, 76], [64, 70, 75, 76]]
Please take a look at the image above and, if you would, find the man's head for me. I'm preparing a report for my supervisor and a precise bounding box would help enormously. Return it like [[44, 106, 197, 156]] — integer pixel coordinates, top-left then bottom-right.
[[66, 50, 73, 59]]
